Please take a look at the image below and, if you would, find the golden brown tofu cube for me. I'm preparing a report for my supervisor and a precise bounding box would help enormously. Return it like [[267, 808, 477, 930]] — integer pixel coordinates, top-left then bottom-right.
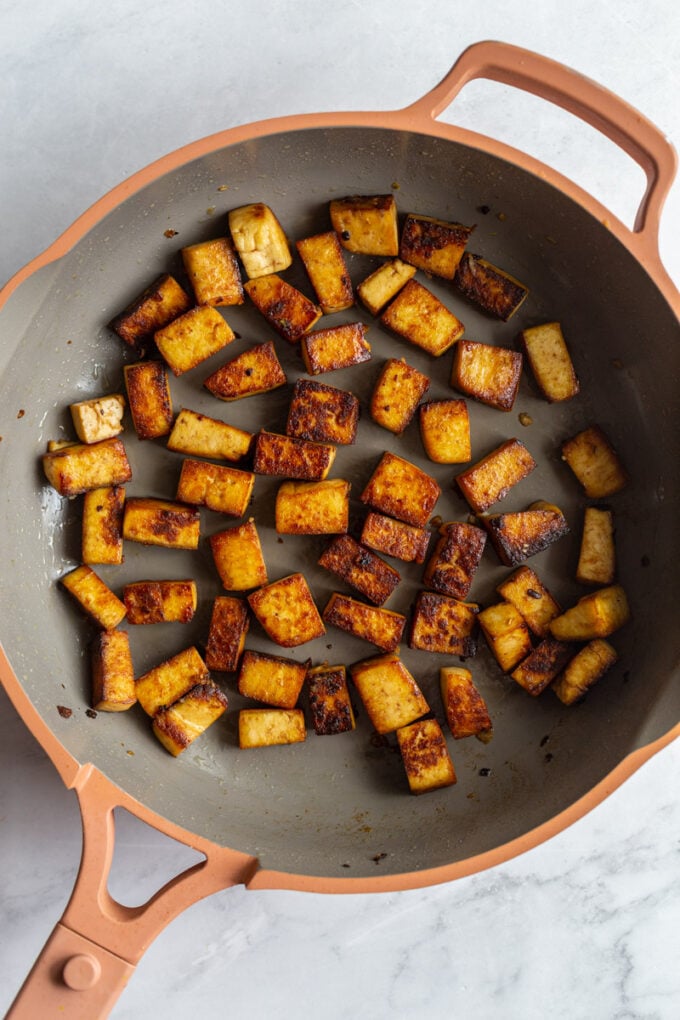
[[496, 565, 561, 638], [82, 485, 125, 565], [109, 273, 192, 346], [252, 431, 336, 480], [418, 399, 471, 464], [136, 646, 210, 717], [478, 602, 533, 672], [238, 708, 306, 748], [329, 194, 399, 256], [422, 521, 487, 600], [576, 507, 616, 585], [42, 438, 132, 498], [275, 479, 350, 535], [454, 252, 529, 320], [228, 203, 292, 279], [360, 451, 440, 528], [286, 378, 360, 445], [209, 518, 268, 591], [370, 358, 430, 434], [350, 652, 429, 733], [60, 565, 127, 630], [247, 573, 325, 648], [205, 596, 250, 672], [561, 425, 629, 498], [510, 637, 575, 696], [456, 438, 537, 513], [552, 639, 619, 705], [549, 584, 630, 641], [397, 718, 457, 794], [153, 681, 229, 756], [91, 630, 136, 712], [357, 258, 416, 316], [176, 458, 255, 517], [154, 305, 236, 376], [238, 649, 308, 708], [123, 497, 200, 550], [306, 664, 356, 735], [181, 236, 244, 307], [482, 502, 570, 567], [409, 591, 478, 656], [360, 512, 431, 564], [46, 439, 78, 452], [124, 361, 173, 440], [123, 579, 197, 625], [70, 393, 126, 444], [301, 322, 372, 375], [296, 231, 354, 314], [244, 274, 322, 344], [167, 408, 252, 462], [439, 666, 492, 740], [451, 339, 523, 412], [203, 341, 287, 401], [318, 535, 401, 606], [399, 213, 474, 279], [380, 279, 464, 357], [519, 321, 579, 402], [323, 594, 406, 653]]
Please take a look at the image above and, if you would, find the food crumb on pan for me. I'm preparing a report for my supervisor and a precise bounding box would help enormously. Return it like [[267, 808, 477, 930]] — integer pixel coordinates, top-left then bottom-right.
[[371, 852, 387, 864], [518, 412, 533, 426], [57, 705, 72, 718], [164, 229, 178, 238], [86, 708, 97, 719]]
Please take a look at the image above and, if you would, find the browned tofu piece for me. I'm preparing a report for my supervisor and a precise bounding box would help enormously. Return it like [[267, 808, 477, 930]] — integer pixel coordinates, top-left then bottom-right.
[[329, 194, 399, 256], [275, 479, 350, 535], [318, 535, 401, 606], [205, 596, 250, 672], [42, 438, 132, 497], [154, 305, 236, 375], [203, 341, 287, 401], [561, 425, 629, 498], [350, 652, 429, 733], [123, 497, 200, 550], [399, 213, 474, 279], [153, 681, 229, 756], [122, 579, 197, 625], [244, 274, 322, 343], [360, 451, 440, 528], [549, 584, 630, 641], [227, 203, 292, 278], [439, 666, 492, 740], [454, 252, 529, 320], [109, 273, 192, 346], [360, 512, 431, 564], [301, 322, 372, 375], [306, 664, 356, 735], [456, 438, 537, 513], [286, 378, 360, 446], [135, 645, 210, 717], [370, 358, 430, 434], [70, 394, 126, 444], [510, 637, 575, 696], [248, 573, 325, 648], [380, 279, 465, 357], [167, 408, 253, 462], [422, 521, 487, 600], [478, 602, 533, 672], [237, 649, 308, 708], [323, 594, 406, 652], [576, 507, 616, 585], [552, 639, 619, 705], [418, 399, 471, 464], [409, 591, 478, 656], [46, 439, 78, 452], [176, 458, 255, 517], [496, 565, 561, 638], [253, 430, 336, 480], [124, 361, 173, 440], [60, 565, 127, 630], [296, 231, 354, 314], [397, 719, 457, 794], [82, 485, 125, 565], [519, 321, 579, 402], [209, 519, 268, 590], [238, 708, 306, 748], [357, 258, 416, 316], [91, 630, 136, 712], [451, 339, 523, 412], [481, 501, 570, 567], [181, 236, 244, 307]]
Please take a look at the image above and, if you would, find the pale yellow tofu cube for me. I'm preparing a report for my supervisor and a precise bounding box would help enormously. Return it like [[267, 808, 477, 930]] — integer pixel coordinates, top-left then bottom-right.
[[357, 258, 416, 316], [552, 639, 619, 705], [561, 425, 629, 498], [228, 203, 292, 278], [397, 718, 457, 794], [70, 394, 126, 444], [167, 408, 252, 462], [350, 652, 429, 733], [478, 602, 532, 672], [549, 585, 630, 641], [519, 321, 579, 402], [238, 708, 306, 748], [576, 507, 616, 585]]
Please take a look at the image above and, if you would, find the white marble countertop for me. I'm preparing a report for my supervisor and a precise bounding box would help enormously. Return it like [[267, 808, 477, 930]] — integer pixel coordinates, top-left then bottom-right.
[[1, 2, 678, 1017]]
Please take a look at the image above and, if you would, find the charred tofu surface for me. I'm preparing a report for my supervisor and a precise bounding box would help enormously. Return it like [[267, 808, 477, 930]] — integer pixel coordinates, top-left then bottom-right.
[[124, 361, 174, 440], [306, 664, 356, 735], [252, 430, 336, 480], [286, 378, 360, 445], [209, 519, 268, 591], [43, 437, 132, 498], [454, 252, 528, 320], [82, 485, 125, 565], [360, 512, 430, 564], [318, 534, 401, 606], [409, 591, 478, 656], [350, 652, 429, 733], [204, 341, 287, 401], [244, 274, 322, 343], [399, 213, 474, 279], [440, 666, 492, 740], [510, 637, 575, 696], [181, 237, 244, 307], [239, 708, 306, 748], [360, 451, 441, 528], [91, 630, 136, 712], [205, 596, 250, 672], [237, 649, 308, 708], [519, 321, 579, 402], [167, 408, 252, 462], [154, 305, 235, 376], [153, 681, 228, 756], [295, 231, 354, 313], [301, 322, 371, 375], [481, 502, 570, 566], [357, 258, 416, 316], [323, 594, 406, 652], [369, 358, 430, 434], [247, 573, 325, 647], [418, 399, 471, 464], [123, 579, 197, 625], [456, 438, 537, 513], [123, 497, 200, 550], [397, 718, 457, 794], [109, 273, 191, 346], [423, 521, 487, 600], [451, 339, 523, 411], [275, 479, 350, 535], [561, 425, 629, 498], [329, 194, 399, 256], [380, 279, 465, 357]]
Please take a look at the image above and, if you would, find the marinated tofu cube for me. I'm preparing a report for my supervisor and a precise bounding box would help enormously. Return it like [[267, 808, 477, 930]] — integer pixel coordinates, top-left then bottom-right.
[[510, 637, 575, 696], [228, 203, 292, 278], [205, 596, 250, 672], [318, 534, 401, 606], [153, 681, 229, 756], [296, 231, 354, 313], [209, 518, 268, 591], [43, 438, 132, 497], [247, 573, 325, 648], [456, 438, 537, 513], [323, 594, 406, 653], [181, 236, 244, 307], [60, 565, 127, 630], [244, 274, 322, 343], [136, 645, 210, 717], [124, 361, 173, 440], [399, 213, 474, 279], [350, 652, 429, 733], [237, 649, 308, 708], [481, 501, 570, 566], [123, 497, 200, 550], [409, 591, 478, 656], [370, 358, 430, 434], [519, 321, 579, 402], [82, 485, 125, 565], [422, 521, 487, 600], [252, 431, 336, 480], [360, 512, 431, 564], [167, 408, 252, 462], [275, 479, 350, 535], [203, 341, 287, 401], [286, 378, 360, 446], [46, 439, 78, 452], [123, 579, 197, 625], [576, 507, 616, 585], [561, 425, 629, 498], [478, 602, 532, 672], [238, 708, 306, 748], [154, 305, 236, 375], [70, 393, 126, 444], [360, 451, 440, 528], [451, 339, 523, 412], [549, 584, 630, 641], [439, 666, 492, 740], [380, 279, 464, 357], [109, 273, 192, 346], [496, 565, 561, 638], [301, 322, 371, 375], [552, 639, 619, 705], [306, 664, 356, 735], [397, 718, 457, 794], [454, 252, 529, 320], [91, 630, 136, 712], [329, 194, 399, 255], [418, 399, 471, 464], [357, 258, 416, 316], [176, 458, 255, 517]]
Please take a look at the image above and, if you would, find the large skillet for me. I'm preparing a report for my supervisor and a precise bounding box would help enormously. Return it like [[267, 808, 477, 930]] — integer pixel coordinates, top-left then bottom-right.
[[1, 41, 678, 1016]]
